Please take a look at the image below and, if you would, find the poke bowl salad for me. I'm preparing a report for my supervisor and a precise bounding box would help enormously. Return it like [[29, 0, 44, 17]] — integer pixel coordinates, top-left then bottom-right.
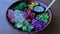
[[6, 1, 52, 32]]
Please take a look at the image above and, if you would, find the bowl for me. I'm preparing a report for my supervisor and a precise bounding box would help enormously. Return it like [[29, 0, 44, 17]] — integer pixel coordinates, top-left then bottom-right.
[[6, 0, 53, 32]]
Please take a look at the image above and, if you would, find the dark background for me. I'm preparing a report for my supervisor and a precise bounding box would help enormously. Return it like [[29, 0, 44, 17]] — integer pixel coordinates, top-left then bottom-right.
[[0, 0, 60, 34]]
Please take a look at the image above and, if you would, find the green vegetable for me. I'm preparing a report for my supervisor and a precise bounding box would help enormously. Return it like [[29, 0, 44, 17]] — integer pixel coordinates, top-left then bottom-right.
[[36, 13, 49, 22], [22, 26, 27, 31], [27, 26, 34, 32], [14, 2, 27, 11]]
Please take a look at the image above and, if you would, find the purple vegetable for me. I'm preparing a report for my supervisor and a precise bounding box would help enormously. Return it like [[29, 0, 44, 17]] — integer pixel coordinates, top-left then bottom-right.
[[31, 19, 46, 31], [8, 9, 14, 23], [24, 8, 35, 23]]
